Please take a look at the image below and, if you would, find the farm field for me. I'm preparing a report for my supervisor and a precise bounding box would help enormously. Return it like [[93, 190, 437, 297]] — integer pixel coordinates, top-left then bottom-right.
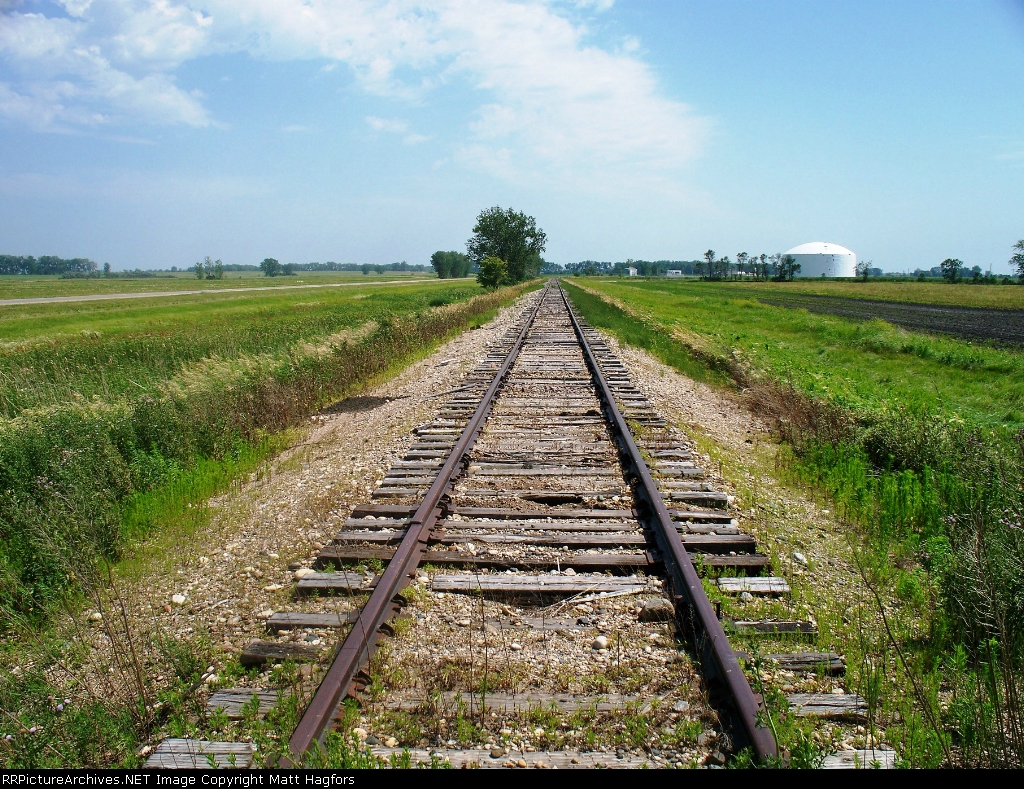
[[719, 278, 1024, 310], [0, 269, 435, 299], [751, 292, 1024, 345], [565, 278, 1024, 430]]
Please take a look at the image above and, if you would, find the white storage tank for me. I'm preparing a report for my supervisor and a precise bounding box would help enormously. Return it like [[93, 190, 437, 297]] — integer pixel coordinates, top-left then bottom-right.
[[784, 242, 857, 278]]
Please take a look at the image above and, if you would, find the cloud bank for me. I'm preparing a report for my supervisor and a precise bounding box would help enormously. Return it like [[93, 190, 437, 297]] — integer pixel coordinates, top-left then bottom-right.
[[0, 1, 707, 186]]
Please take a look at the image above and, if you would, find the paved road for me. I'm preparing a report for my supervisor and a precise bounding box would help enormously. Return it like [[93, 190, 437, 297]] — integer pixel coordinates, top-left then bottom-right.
[[757, 293, 1024, 345], [0, 278, 434, 307]]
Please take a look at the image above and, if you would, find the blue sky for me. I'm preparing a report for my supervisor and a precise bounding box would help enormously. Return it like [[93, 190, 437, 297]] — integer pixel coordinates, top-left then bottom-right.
[[1, 0, 1022, 272]]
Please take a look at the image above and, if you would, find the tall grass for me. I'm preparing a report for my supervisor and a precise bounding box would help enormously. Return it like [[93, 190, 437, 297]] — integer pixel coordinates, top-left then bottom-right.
[[563, 278, 1024, 765], [0, 283, 534, 624]]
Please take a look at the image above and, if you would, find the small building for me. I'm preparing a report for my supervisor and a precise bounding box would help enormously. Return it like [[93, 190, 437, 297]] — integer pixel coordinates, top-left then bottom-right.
[[666, 270, 683, 278], [784, 242, 857, 278], [627, 267, 638, 277]]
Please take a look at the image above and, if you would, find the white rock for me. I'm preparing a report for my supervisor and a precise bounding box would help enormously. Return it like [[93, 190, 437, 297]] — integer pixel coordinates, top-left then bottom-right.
[[739, 591, 754, 602], [89, 611, 103, 622], [592, 636, 609, 650], [294, 568, 315, 580], [511, 642, 523, 651], [793, 551, 808, 567], [170, 594, 187, 606], [263, 584, 284, 592], [384, 737, 398, 748], [256, 609, 275, 620], [564, 568, 576, 576], [204, 674, 218, 685], [353, 728, 368, 741]]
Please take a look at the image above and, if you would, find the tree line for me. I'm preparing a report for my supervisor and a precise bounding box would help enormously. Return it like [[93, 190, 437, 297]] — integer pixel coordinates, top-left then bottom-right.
[[0, 255, 99, 276]]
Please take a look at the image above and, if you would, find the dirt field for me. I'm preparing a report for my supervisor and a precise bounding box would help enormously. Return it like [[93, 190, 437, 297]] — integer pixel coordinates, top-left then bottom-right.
[[755, 293, 1024, 345]]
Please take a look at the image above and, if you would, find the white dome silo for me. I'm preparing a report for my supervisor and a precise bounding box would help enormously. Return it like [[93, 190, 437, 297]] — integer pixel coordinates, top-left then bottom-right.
[[784, 242, 857, 278]]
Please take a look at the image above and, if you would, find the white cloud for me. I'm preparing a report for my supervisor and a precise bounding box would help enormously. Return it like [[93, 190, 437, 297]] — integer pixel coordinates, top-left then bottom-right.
[[0, 1, 706, 189]]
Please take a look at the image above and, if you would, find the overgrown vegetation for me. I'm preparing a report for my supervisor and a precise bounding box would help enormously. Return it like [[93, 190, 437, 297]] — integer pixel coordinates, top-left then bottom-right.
[[0, 281, 535, 626], [563, 278, 1024, 766]]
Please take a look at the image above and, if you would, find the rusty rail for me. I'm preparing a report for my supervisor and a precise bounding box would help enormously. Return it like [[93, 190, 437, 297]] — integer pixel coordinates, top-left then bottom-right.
[[286, 284, 549, 761], [557, 282, 778, 763]]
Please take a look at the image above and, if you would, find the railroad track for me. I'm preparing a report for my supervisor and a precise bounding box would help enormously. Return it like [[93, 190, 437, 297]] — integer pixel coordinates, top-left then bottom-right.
[[147, 281, 801, 769]]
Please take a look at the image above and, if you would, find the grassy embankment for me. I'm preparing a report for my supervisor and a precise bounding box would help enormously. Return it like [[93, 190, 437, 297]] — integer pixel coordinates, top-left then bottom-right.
[[563, 277, 1024, 767]]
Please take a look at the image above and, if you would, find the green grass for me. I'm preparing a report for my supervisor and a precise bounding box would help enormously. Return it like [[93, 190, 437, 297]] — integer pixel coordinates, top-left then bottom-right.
[[0, 279, 482, 414], [0, 270, 436, 298], [567, 278, 1024, 432]]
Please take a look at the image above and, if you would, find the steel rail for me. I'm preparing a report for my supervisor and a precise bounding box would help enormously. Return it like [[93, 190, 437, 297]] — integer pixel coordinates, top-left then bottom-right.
[[557, 282, 778, 763], [286, 284, 550, 762]]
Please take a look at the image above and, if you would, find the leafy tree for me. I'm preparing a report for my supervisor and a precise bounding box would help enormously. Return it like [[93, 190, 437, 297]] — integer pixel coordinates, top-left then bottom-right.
[[260, 257, 281, 277], [855, 260, 871, 281], [431, 250, 472, 278], [701, 249, 715, 280], [466, 207, 546, 284], [1010, 240, 1024, 281], [736, 252, 748, 276], [717, 254, 732, 280], [281, 263, 295, 276], [102, 262, 111, 277], [213, 259, 224, 280], [193, 260, 205, 279], [361, 263, 371, 275], [477, 256, 508, 289], [940, 258, 963, 283], [773, 254, 801, 281]]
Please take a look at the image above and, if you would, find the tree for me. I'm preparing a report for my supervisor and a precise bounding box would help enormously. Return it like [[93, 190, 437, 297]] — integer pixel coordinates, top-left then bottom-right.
[[213, 259, 224, 280], [855, 260, 871, 281], [701, 249, 715, 280], [431, 250, 472, 279], [260, 257, 281, 277], [361, 263, 371, 275], [1010, 240, 1024, 281], [193, 260, 205, 279], [773, 254, 800, 281], [466, 207, 546, 284], [940, 258, 963, 283], [717, 254, 732, 280], [736, 252, 748, 277], [477, 256, 508, 290]]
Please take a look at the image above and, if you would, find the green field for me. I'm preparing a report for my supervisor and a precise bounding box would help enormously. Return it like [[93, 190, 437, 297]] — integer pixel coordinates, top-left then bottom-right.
[[1, 278, 478, 414], [703, 278, 1024, 309], [566, 278, 1023, 430], [0, 270, 435, 299]]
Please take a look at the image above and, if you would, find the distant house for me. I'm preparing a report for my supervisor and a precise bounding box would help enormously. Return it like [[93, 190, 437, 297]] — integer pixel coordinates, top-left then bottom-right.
[[666, 270, 683, 278], [627, 267, 638, 277]]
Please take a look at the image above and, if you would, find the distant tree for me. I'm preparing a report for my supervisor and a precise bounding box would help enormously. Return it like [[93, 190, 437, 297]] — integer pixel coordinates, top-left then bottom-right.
[[736, 252, 748, 277], [281, 263, 295, 276], [1010, 240, 1024, 281], [467, 207, 546, 284], [213, 259, 224, 279], [193, 260, 205, 279], [855, 260, 871, 281], [774, 254, 800, 281], [940, 258, 963, 283], [970, 265, 982, 283], [477, 256, 508, 290], [362, 263, 371, 275], [717, 254, 732, 280], [431, 250, 472, 278], [260, 258, 281, 277], [103, 262, 111, 277], [701, 249, 715, 280]]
